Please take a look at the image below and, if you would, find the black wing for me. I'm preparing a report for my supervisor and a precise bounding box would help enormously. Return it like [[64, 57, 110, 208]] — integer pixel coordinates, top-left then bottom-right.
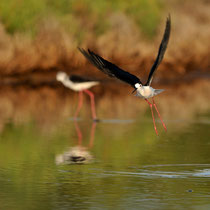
[[78, 48, 142, 87], [145, 15, 171, 86], [70, 75, 98, 83]]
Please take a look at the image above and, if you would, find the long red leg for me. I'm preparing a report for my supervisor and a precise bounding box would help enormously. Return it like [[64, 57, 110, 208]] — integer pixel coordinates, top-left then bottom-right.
[[145, 99, 158, 136], [152, 98, 167, 132], [88, 122, 97, 148], [84, 89, 97, 120], [74, 91, 83, 120], [74, 121, 82, 145]]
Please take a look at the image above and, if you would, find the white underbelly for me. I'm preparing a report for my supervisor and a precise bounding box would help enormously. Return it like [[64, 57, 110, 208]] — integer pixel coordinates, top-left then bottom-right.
[[64, 81, 99, 91], [136, 87, 154, 99], [136, 92, 153, 99], [136, 86, 164, 99]]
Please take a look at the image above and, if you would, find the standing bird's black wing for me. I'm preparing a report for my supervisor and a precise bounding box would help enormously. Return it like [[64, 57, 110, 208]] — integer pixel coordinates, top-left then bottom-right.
[[78, 48, 142, 87], [70, 75, 98, 83], [145, 15, 171, 86]]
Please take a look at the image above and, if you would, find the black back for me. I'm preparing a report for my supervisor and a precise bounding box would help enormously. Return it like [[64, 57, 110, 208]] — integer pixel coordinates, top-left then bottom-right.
[[70, 75, 97, 83], [145, 15, 171, 86], [78, 48, 142, 87]]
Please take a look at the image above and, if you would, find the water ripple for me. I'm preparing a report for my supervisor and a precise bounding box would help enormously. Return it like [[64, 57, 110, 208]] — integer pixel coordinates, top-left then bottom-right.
[[100, 164, 210, 179]]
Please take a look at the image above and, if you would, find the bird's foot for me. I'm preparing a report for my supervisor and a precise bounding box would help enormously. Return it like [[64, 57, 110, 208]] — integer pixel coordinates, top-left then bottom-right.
[[93, 118, 100, 123]]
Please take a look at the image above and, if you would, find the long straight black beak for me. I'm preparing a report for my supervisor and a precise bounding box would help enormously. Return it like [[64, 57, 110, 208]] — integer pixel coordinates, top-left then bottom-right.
[[132, 88, 137, 94]]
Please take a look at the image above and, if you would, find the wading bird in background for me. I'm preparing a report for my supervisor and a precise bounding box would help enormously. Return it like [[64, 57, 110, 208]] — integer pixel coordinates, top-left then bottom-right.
[[78, 15, 171, 135], [56, 72, 99, 121]]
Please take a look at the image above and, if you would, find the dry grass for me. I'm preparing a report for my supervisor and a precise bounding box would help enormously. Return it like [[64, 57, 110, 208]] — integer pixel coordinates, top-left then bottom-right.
[[0, 0, 209, 83]]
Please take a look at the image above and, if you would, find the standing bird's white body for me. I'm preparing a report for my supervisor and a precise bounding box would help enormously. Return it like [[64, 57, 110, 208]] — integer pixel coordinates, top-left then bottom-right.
[[56, 72, 99, 91], [56, 72, 99, 120], [78, 15, 171, 135]]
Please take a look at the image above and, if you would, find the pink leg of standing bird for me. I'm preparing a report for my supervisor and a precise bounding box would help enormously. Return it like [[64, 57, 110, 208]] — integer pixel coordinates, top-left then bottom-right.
[[145, 99, 158, 136], [84, 89, 97, 120], [152, 98, 167, 132], [74, 91, 83, 120]]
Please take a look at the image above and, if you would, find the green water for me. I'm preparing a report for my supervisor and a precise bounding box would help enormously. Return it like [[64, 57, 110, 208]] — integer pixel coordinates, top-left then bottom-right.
[[0, 115, 210, 210]]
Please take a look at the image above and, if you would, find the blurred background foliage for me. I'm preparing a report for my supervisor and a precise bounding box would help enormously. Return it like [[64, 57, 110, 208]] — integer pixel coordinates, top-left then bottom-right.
[[0, 0, 163, 38], [0, 0, 209, 82]]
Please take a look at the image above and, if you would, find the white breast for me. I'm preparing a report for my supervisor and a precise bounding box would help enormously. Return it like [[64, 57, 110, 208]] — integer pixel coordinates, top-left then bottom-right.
[[136, 86, 155, 99]]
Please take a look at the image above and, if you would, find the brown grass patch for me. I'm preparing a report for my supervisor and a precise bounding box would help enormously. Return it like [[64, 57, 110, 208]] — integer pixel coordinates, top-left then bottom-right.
[[0, 0, 209, 84]]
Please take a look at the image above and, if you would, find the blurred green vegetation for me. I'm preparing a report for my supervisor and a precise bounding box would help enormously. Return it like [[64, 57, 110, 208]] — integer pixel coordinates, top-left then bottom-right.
[[0, 0, 163, 38]]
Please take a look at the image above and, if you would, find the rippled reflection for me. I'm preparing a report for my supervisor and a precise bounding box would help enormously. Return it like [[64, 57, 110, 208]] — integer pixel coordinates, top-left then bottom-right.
[[56, 121, 97, 165]]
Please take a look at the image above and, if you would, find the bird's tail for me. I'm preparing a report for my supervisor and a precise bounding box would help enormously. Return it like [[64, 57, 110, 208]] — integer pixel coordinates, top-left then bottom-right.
[[154, 89, 164, 96]]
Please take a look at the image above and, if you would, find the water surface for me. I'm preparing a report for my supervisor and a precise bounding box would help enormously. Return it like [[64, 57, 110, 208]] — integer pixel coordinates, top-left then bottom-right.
[[0, 113, 210, 210]]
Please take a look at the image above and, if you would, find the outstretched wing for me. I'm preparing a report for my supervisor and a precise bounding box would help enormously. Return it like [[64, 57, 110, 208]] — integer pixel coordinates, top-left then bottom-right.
[[145, 15, 171, 86], [78, 48, 142, 87]]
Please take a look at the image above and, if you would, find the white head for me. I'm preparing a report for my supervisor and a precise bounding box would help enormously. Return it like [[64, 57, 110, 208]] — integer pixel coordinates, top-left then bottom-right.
[[56, 71, 68, 82], [134, 83, 142, 89]]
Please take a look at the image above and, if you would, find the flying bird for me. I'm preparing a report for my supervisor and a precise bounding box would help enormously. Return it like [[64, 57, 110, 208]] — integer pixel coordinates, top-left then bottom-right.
[[56, 72, 99, 121], [78, 15, 171, 135]]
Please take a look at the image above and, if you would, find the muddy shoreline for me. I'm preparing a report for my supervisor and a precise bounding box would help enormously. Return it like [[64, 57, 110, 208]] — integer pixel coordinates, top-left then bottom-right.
[[1, 66, 209, 87]]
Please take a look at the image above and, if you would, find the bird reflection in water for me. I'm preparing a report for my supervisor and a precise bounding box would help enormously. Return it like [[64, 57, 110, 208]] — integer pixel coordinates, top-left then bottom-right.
[[55, 121, 97, 165]]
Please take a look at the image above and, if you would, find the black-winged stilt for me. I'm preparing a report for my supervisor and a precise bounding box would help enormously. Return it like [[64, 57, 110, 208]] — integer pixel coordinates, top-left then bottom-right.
[[78, 15, 171, 135], [56, 72, 99, 121]]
